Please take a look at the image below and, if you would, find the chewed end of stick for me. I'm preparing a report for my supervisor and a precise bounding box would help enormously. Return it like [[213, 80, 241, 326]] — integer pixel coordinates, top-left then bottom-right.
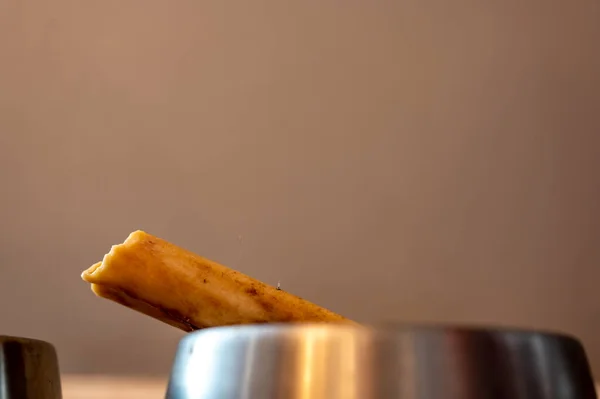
[[81, 230, 150, 284], [81, 262, 103, 283]]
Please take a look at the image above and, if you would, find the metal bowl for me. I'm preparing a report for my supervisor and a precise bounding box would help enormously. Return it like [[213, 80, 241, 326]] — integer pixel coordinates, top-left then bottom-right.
[[166, 323, 596, 399], [0, 335, 62, 399]]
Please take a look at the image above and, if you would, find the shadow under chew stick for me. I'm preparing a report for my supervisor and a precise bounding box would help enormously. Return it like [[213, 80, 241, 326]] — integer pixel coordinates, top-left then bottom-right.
[[81, 230, 353, 331]]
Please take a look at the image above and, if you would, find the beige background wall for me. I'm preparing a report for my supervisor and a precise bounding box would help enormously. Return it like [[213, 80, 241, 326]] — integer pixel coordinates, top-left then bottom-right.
[[1, 0, 599, 376]]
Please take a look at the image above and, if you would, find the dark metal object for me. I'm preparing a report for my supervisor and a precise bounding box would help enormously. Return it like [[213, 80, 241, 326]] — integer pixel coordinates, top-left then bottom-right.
[[0, 336, 62, 399], [166, 323, 597, 399]]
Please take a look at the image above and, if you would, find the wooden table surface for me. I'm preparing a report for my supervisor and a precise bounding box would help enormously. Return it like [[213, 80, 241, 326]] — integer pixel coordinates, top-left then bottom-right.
[[62, 375, 167, 399], [61, 375, 599, 399]]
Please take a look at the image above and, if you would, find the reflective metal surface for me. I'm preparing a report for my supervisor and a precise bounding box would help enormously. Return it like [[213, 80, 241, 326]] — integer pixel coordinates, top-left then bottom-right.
[[166, 324, 596, 399], [0, 336, 62, 399]]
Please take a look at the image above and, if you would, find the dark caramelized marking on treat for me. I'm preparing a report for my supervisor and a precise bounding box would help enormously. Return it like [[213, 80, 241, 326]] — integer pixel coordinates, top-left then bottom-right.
[[119, 288, 202, 331], [256, 297, 274, 313], [245, 287, 258, 296], [158, 307, 201, 332]]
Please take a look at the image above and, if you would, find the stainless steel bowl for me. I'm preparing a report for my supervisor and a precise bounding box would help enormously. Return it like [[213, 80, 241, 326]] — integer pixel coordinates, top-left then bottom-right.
[[166, 324, 596, 399], [0, 335, 62, 399]]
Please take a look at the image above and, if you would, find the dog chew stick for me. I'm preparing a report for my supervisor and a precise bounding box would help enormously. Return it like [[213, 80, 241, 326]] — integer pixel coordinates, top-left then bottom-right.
[[81, 230, 353, 332]]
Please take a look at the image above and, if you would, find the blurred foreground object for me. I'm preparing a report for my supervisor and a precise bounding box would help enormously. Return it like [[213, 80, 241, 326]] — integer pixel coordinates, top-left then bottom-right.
[[81, 231, 351, 331], [0, 336, 61, 399], [166, 324, 597, 399]]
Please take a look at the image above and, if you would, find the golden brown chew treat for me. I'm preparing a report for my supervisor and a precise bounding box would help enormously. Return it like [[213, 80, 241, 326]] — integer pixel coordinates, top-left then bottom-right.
[[81, 230, 352, 331]]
